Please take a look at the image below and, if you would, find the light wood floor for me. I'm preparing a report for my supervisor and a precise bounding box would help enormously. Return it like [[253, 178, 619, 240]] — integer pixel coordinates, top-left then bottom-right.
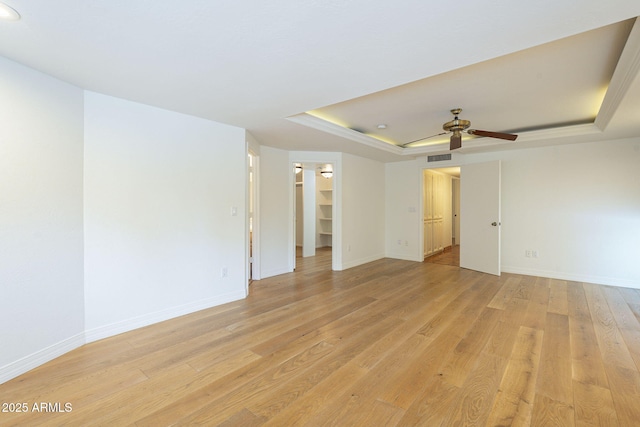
[[425, 244, 460, 267], [2, 249, 640, 426]]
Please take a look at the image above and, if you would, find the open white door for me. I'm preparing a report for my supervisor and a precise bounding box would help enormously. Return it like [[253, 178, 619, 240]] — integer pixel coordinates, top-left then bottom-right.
[[460, 160, 501, 275]]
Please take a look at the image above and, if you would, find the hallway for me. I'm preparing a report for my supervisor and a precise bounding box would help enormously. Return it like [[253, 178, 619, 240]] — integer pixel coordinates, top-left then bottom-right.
[[424, 244, 460, 267]]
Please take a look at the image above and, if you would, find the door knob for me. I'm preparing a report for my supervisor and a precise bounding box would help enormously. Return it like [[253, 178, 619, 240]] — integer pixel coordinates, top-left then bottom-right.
[[491, 222, 498, 226]]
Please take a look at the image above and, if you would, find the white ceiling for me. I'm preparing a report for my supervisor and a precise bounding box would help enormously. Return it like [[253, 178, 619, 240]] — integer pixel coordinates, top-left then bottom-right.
[[1, 1, 640, 162]]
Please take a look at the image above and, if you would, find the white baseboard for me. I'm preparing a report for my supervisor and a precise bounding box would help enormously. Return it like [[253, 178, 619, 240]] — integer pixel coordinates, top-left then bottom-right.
[[259, 267, 293, 279], [501, 265, 640, 289], [85, 290, 246, 343], [0, 332, 86, 385], [338, 253, 385, 271], [385, 252, 423, 263]]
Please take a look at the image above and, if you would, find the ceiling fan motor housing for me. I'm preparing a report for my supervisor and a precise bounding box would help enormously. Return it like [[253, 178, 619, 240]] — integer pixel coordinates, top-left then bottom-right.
[[443, 108, 471, 133]]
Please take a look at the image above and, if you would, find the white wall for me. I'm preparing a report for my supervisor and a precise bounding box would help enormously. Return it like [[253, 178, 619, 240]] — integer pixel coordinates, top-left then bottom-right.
[[259, 146, 292, 277], [386, 159, 424, 261], [246, 131, 261, 156], [341, 153, 386, 269], [0, 57, 85, 381], [84, 92, 247, 340], [302, 167, 317, 257], [499, 139, 640, 287], [296, 184, 304, 247], [385, 139, 640, 288]]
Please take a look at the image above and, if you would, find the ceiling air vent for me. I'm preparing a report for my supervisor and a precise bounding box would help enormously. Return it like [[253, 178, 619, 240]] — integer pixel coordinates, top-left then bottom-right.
[[427, 154, 452, 162]]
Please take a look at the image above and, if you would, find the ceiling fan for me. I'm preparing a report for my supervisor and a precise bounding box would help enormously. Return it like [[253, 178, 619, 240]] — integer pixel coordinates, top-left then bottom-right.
[[401, 108, 518, 150]]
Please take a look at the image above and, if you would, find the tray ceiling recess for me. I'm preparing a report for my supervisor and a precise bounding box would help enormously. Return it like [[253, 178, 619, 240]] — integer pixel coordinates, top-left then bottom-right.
[[288, 18, 640, 156]]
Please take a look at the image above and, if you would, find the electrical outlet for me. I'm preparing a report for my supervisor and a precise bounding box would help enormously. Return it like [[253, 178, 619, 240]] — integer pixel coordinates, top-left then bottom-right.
[[525, 250, 531, 258], [221, 267, 228, 278], [532, 250, 539, 258]]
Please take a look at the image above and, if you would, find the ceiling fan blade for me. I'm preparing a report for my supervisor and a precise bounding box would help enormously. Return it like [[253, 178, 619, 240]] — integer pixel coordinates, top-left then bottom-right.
[[450, 133, 462, 150], [467, 129, 518, 141], [400, 131, 448, 147]]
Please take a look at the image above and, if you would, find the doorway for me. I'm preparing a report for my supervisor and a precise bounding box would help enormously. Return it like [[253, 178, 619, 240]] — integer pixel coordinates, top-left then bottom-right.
[[423, 161, 502, 275], [247, 151, 258, 290], [423, 167, 460, 267], [292, 162, 334, 272]]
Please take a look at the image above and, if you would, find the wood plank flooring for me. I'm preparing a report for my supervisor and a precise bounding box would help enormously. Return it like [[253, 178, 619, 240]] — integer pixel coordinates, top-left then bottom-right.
[[1, 249, 640, 426], [425, 244, 460, 267]]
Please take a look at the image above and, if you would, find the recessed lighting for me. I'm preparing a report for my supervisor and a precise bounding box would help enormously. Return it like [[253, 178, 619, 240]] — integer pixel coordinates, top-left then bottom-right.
[[0, 2, 20, 21], [377, 124, 387, 129]]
